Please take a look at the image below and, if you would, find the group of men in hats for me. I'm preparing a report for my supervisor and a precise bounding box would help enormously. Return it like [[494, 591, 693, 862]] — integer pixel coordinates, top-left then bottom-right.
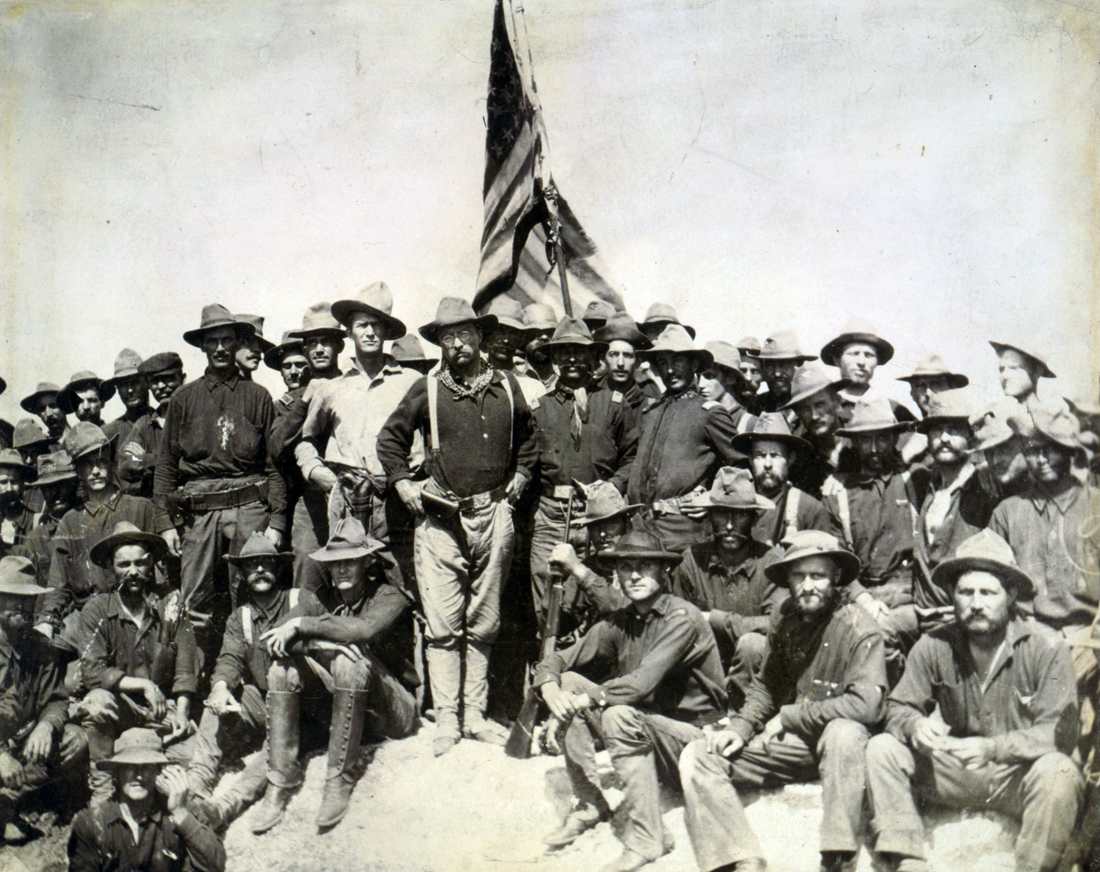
[[0, 292, 1096, 872]]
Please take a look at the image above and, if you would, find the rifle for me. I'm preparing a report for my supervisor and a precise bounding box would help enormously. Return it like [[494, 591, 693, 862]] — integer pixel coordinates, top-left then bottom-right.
[[505, 499, 573, 759]]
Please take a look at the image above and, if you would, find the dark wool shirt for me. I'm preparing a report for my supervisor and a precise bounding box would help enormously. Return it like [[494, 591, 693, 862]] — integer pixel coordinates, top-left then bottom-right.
[[886, 616, 1079, 763], [79, 590, 198, 698], [0, 634, 69, 747], [731, 599, 887, 742], [751, 483, 832, 548], [153, 368, 286, 533], [69, 802, 225, 872], [533, 593, 728, 726], [39, 492, 155, 629], [533, 381, 637, 495], [378, 368, 537, 498]]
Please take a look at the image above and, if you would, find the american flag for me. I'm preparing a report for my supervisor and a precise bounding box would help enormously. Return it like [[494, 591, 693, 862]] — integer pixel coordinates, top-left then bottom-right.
[[473, 0, 623, 318]]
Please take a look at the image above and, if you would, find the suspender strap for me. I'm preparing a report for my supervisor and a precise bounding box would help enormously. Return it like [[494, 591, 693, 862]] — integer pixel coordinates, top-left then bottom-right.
[[427, 375, 441, 454], [241, 588, 299, 647], [784, 487, 802, 537]]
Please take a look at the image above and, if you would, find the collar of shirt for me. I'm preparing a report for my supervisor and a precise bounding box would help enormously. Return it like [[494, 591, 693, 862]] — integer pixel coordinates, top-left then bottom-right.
[[203, 368, 240, 391], [551, 378, 598, 403], [702, 539, 767, 575], [931, 461, 975, 495], [1029, 477, 1085, 516], [347, 354, 404, 383], [250, 589, 289, 623], [948, 613, 1032, 681], [107, 591, 161, 637], [622, 591, 676, 623], [84, 489, 123, 518]]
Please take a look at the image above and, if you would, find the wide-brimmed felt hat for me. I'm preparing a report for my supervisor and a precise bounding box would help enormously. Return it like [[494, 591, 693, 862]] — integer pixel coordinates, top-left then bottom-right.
[[732, 413, 812, 457], [915, 389, 973, 432], [988, 340, 1055, 379], [103, 349, 144, 389], [264, 332, 307, 371], [1008, 404, 1086, 454], [391, 335, 437, 373], [638, 324, 713, 368], [781, 363, 851, 410], [688, 467, 775, 513], [574, 480, 643, 527], [970, 398, 1019, 452], [96, 727, 171, 770], [541, 317, 608, 354], [289, 302, 346, 340], [182, 304, 255, 348], [523, 303, 558, 332], [331, 282, 407, 339], [13, 418, 49, 452], [735, 336, 761, 357], [310, 517, 392, 564], [703, 341, 742, 374], [64, 422, 118, 461], [20, 383, 61, 414], [234, 315, 276, 352], [0, 448, 34, 479], [34, 451, 76, 487], [225, 531, 295, 566], [897, 354, 968, 389], [58, 371, 115, 415], [0, 556, 49, 596], [750, 330, 817, 363], [138, 352, 184, 377], [601, 530, 682, 566], [90, 521, 170, 569], [593, 314, 652, 350], [485, 296, 535, 334], [836, 396, 911, 436], [821, 318, 895, 367], [642, 302, 695, 339], [931, 529, 1035, 599], [419, 297, 497, 346], [764, 530, 861, 586], [582, 300, 618, 332]]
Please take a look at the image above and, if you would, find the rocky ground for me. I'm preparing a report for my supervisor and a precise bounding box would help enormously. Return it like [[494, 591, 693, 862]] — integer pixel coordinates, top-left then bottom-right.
[[0, 719, 1026, 872]]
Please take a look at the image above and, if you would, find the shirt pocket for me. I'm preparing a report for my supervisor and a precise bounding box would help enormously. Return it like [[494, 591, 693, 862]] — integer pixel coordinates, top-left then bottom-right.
[[930, 677, 968, 731]]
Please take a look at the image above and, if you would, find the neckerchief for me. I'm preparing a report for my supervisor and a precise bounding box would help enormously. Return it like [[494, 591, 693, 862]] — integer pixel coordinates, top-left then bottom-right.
[[437, 360, 494, 400], [555, 382, 590, 450]]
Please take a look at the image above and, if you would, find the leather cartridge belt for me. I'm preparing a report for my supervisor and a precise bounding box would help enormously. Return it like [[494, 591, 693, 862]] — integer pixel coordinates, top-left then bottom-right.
[[651, 487, 706, 516], [455, 485, 508, 513], [545, 484, 577, 501], [178, 482, 266, 512]]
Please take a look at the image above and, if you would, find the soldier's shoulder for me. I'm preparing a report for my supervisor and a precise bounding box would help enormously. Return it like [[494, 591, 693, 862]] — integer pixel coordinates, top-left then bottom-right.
[[833, 601, 884, 638]]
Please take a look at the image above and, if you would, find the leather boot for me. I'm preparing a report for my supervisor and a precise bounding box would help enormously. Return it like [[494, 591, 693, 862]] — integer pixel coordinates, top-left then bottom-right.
[[426, 643, 462, 756], [315, 688, 368, 829], [250, 691, 301, 835]]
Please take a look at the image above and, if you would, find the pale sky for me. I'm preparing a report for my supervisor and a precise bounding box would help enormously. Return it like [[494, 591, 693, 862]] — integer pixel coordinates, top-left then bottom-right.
[[2, 0, 1097, 424]]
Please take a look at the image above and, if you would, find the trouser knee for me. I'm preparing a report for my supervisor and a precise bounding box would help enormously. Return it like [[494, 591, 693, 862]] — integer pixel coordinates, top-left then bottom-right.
[[331, 653, 371, 689], [267, 660, 302, 693], [734, 632, 767, 667], [819, 718, 870, 765], [866, 732, 913, 778], [1024, 752, 1084, 803], [679, 738, 727, 788], [600, 705, 647, 749]]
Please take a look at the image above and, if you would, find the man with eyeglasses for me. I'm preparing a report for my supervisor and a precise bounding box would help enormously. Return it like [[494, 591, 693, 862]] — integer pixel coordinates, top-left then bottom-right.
[[378, 297, 538, 756], [293, 284, 420, 596], [154, 305, 286, 681]]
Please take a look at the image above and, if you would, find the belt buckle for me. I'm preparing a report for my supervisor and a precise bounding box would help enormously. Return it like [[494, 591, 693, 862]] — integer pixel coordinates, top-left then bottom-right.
[[468, 491, 491, 511]]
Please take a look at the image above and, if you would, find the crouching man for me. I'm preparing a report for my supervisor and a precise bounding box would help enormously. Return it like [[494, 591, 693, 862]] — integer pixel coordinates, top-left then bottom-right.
[[534, 530, 726, 872], [253, 518, 417, 832], [78, 522, 197, 802], [68, 727, 225, 872], [865, 530, 1083, 872], [679, 530, 886, 872], [0, 556, 88, 840]]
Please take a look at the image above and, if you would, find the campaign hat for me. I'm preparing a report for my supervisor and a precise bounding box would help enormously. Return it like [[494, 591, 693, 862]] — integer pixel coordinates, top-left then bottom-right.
[[821, 319, 895, 367], [225, 532, 295, 566], [781, 363, 851, 409], [264, 332, 307, 371], [523, 303, 558, 332], [970, 398, 1020, 452], [915, 389, 973, 432], [1008, 404, 1086, 454], [835, 396, 910, 436], [988, 340, 1054, 379], [897, 354, 968, 389], [638, 324, 713, 368], [331, 282, 408, 340], [391, 335, 437, 374], [90, 521, 169, 569], [732, 413, 812, 457], [58, 371, 115, 415], [593, 314, 652, 350], [288, 302, 346, 340], [688, 467, 775, 513], [735, 336, 761, 357], [749, 331, 817, 363], [96, 728, 171, 770], [138, 352, 184, 377], [485, 296, 535, 334], [310, 517, 392, 564], [419, 298, 497, 346], [0, 448, 34, 479], [183, 304, 255, 348], [764, 530, 860, 586], [64, 422, 118, 461], [541, 317, 608, 354], [234, 315, 276, 352], [103, 349, 144, 389], [12, 419, 50, 452], [641, 302, 695, 339], [574, 480, 643, 527], [600, 530, 682, 566], [0, 556, 49, 596], [581, 300, 618, 333], [703, 341, 743, 375], [20, 383, 61, 414], [34, 451, 77, 487], [931, 529, 1035, 599]]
